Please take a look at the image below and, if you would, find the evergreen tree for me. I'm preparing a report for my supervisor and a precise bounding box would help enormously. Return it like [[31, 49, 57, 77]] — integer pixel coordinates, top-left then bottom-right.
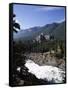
[[13, 14, 20, 33]]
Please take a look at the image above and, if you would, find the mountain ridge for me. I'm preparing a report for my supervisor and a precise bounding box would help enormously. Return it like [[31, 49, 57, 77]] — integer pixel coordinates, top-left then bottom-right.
[[13, 21, 65, 42]]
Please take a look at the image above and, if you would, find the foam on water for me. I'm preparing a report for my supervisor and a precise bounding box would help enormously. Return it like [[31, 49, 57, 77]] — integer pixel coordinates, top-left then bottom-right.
[[25, 59, 65, 83]]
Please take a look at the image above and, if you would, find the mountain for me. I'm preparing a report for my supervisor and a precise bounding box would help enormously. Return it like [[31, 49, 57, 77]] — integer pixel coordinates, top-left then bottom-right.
[[13, 21, 65, 42], [52, 22, 65, 40]]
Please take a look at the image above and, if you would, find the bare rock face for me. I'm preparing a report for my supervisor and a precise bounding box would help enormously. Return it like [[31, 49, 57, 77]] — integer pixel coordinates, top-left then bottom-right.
[[24, 51, 65, 71], [56, 59, 65, 70]]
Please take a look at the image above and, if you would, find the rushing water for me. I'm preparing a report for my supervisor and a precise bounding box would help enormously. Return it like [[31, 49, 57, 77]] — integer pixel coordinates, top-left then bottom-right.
[[24, 59, 65, 83]]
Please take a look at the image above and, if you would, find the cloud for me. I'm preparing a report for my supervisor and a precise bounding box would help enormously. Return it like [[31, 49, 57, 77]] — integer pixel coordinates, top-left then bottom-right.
[[37, 6, 63, 11], [15, 19, 22, 29], [57, 18, 65, 23], [15, 19, 20, 25]]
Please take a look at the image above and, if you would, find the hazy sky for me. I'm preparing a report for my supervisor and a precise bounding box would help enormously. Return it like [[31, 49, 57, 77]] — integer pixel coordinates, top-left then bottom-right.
[[13, 4, 65, 29]]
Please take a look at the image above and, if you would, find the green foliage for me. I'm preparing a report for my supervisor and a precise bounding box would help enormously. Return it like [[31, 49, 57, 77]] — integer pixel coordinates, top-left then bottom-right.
[[14, 39, 65, 55], [54, 40, 65, 59]]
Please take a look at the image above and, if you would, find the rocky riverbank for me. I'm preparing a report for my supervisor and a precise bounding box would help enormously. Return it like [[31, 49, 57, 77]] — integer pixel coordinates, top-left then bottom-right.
[[24, 51, 65, 71]]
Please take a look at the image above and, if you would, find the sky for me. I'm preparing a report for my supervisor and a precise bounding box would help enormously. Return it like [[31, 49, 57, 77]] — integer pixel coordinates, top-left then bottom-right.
[[13, 4, 65, 30]]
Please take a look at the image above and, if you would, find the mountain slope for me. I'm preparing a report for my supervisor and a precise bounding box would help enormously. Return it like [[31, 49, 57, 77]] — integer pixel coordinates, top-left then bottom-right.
[[52, 22, 65, 40], [13, 21, 65, 42]]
